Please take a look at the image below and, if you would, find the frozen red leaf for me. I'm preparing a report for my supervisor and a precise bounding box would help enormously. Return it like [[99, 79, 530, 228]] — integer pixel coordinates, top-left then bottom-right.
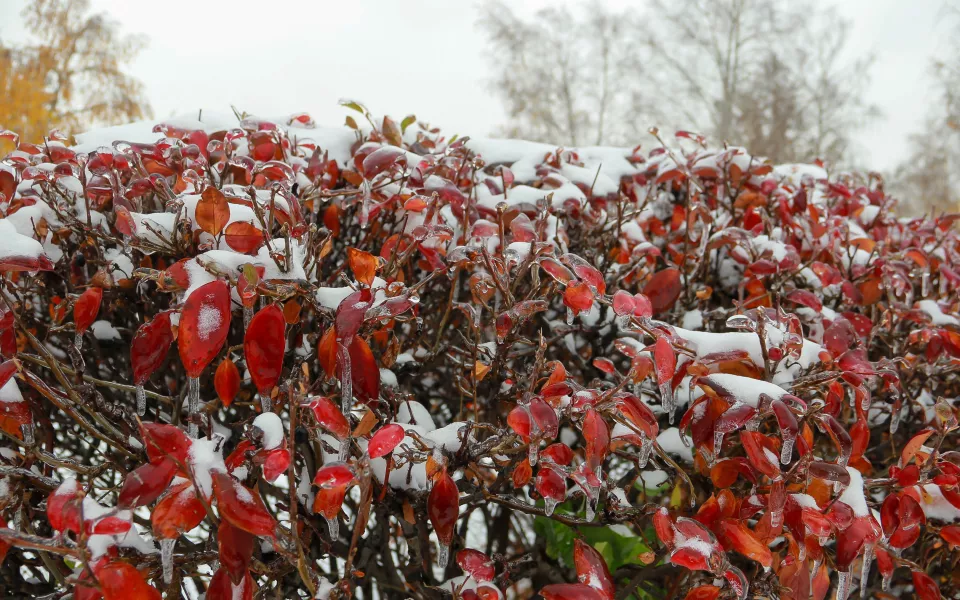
[[428, 470, 459, 547], [308, 396, 350, 439], [912, 571, 941, 600], [214, 357, 241, 407], [179, 280, 232, 378], [224, 221, 263, 254], [74, 287, 103, 334], [368, 423, 405, 458], [457, 548, 495, 581], [573, 539, 614, 597], [131, 311, 173, 385], [94, 561, 161, 600], [244, 304, 285, 395], [212, 472, 276, 537], [119, 457, 178, 508], [152, 481, 206, 539]]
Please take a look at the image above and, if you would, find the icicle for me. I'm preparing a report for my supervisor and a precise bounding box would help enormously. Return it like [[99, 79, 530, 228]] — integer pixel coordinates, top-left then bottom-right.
[[836, 568, 851, 600], [337, 438, 350, 462], [20, 424, 34, 446], [12, 506, 22, 530], [528, 440, 540, 467], [437, 542, 451, 569], [243, 305, 253, 330], [160, 538, 176, 584], [890, 401, 902, 435], [337, 342, 352, 413], [260, 394, 271, 413], [187, 376, 200, 437], [745, 413, 761, 431], [74, 332, 83, 351], [136, 384, 147, 416], [660, 382, 675, 424], [780, 431, 796, 465], [326, 516, 339, 541], [616, 314, 630, 329], [565, 307, 574, 326], [544, 496, 558, 517], [770, 478, 785, 530], [860, 544, 874, 599], [882, 571, 892, 592], [638, 434, 653, 469], [585, 497, 597, 522], [713, 430, 725, 459], [921, 272, 930, 298]]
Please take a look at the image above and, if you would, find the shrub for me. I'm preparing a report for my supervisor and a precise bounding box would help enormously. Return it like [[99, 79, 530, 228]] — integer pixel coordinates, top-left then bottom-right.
[[0, 105, 957, 600]]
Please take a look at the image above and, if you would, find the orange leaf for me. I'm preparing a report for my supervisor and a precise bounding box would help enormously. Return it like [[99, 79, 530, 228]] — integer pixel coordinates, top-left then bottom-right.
[[196, 187, 231, 236], [347, 248, 378, 286], [718, 518, 772, 568], [901, 429, 935, 467]]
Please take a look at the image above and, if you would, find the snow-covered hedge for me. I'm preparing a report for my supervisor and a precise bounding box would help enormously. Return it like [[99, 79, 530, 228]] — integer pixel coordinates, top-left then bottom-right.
[[0, 104, 958, 600]]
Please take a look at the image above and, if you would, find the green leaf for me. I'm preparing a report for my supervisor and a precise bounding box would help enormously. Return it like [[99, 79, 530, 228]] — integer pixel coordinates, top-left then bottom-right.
[[400, 114, 417, 134], [345, 115, 359, 130], [339, 99, 368, 115], [533, 499, 652, 574]]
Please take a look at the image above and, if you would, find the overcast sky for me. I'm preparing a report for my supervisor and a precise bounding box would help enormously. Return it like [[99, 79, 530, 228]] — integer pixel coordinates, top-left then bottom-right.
[[0, 0, 951, 172]]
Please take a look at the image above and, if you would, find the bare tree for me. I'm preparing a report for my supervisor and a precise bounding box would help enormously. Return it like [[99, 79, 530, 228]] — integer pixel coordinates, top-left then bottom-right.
[[477, 0, 648, 146], [892, 3, 960, 215], [644, 0, 876, 164], [479, 0, 876, 164]]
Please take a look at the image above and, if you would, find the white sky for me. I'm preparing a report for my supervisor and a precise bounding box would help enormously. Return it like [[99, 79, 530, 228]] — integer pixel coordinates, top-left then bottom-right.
[[0, 0, 951, 172]]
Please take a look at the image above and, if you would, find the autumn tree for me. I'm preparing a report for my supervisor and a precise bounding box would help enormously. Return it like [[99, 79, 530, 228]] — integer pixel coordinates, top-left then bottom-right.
[[0, 0, 150, 145], [478, 0, 649, 146]]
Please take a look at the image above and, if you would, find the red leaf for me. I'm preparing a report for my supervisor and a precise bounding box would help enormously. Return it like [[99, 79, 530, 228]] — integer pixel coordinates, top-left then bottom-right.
[[308, 396, 350, 439], [573, 539, 614, 597], [119, 458, 178, 508], [244, 304, 285, 395], [740, 431, 780, 479], [457, 548, 495, 581], [214, 357, 241, 407], [152, 481, 206, 538], [540, 583, 607, 600], [653, 336, 676, 386], [74, 287, 103, 334], [179, 281, 231, 378], [140, 421, 191, 463], [428, 470, 460, 547], [131, 312, 173, 385], [643, 268, 682, 314], [223, 221, 263, 254], [912, 571, 941, 600], [684, 586, 721, 600], [207, 568, 255, 600], [218, 521, 256, 584], [563, 280, 595, 314], [94, 561, 161, 600], [368, 423, 405, 458], [212, 472, 276, 537], [346, 336, 380, 404], [582, 407, 610, 473]]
